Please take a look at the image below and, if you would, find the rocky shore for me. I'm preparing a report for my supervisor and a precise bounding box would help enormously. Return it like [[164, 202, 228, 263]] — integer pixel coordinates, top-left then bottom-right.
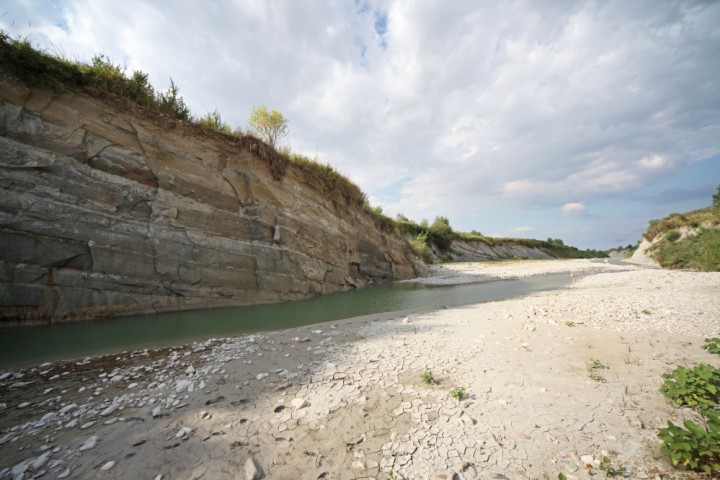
[[1, 260, 718, 479]]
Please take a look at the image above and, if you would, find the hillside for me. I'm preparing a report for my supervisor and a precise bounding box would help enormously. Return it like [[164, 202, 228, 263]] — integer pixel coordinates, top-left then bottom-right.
[[630, 201, 720, 271], [0, 39, 429, 324]]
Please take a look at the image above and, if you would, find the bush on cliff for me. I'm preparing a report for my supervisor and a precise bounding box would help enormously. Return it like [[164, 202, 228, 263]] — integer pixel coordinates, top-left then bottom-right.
[[641, 185, 720, 271]]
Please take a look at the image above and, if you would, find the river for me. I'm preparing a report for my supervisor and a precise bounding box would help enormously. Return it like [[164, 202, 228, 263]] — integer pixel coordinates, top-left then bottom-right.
[[0, 273, 575, 368]]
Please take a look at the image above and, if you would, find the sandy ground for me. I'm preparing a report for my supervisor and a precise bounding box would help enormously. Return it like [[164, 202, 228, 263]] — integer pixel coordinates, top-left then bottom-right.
[[1, 260, 719, 480]]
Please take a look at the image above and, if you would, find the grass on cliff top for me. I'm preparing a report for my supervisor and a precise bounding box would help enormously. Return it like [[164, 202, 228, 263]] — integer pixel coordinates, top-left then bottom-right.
[[641, 196, 720, 271], [0, 31, 367, 206], [643, 206, 720, 241]]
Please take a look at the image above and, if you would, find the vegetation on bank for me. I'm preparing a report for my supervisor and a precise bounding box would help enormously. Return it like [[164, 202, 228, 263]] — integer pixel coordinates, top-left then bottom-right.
[[394, 214, 607, 262], [0, 32, 606, 263], [657, 340, 720, 475], [0, 31, 363, 204], [643, 186, 720, 271]]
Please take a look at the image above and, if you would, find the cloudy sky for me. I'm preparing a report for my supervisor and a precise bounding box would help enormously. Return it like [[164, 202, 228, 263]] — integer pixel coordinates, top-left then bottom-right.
[[2, 1, 719, 249]]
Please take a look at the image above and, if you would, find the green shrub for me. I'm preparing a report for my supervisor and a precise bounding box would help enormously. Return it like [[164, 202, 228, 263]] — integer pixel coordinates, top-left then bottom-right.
[[664, 229, 682, 242], [658, 410, 720, 475], [420, 370, 437, 385], [587, 358, 607, 382], [659, 364, 720, 411], [703, 338, 720, 355], [428, 216, 453, 251], [449, 387, 468, 401], [408, 233, 433, 264]]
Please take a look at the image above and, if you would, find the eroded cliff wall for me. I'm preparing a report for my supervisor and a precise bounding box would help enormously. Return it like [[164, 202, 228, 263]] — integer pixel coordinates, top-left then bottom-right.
[[0, 78, 427, 324]]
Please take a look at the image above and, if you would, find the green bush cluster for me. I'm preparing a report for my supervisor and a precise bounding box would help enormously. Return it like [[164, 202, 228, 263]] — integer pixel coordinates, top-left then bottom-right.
[[658, 411, 720, 474], [649, 227, 720, 271], [408, 233, 434, 264], [703, 338, 720, 355], [449, 387, 468, 401], [659, 364, 720, 411], [658, 357, 720, 474]]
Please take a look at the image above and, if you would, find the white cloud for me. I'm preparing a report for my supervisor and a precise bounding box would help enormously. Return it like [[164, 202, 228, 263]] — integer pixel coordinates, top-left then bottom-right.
[[638, 154, 669, 170], [562, 202, 586, 216], [1, 0, 718, 248]]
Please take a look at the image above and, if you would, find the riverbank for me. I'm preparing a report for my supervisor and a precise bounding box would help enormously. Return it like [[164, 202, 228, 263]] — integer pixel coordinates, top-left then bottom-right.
[[1, 260, 719, 479]]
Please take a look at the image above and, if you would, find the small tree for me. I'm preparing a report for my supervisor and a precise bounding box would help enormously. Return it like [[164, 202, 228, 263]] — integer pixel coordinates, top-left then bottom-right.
[[713, 184, 720, 207], [248, 105, 288, 147], [428, 216, 454, 251]]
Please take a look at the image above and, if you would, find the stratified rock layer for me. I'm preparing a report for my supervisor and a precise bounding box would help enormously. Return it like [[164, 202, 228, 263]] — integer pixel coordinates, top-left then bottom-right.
[[0, 78, 426, 324]]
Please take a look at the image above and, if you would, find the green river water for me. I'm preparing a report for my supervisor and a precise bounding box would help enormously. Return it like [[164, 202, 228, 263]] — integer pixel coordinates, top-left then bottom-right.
[[0, 274, 574, 368]]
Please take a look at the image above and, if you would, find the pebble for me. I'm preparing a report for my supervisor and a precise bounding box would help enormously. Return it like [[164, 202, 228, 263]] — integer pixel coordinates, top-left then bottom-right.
[[175, 380, 192, 393], [100, 403, 119, 416], [79, 436, 98, 451], [58, 468, 71, 478], [100, 460, 115, 471], [176, 427, 192, 439], [29, 452, 49, 470], [291, 398, 309, 409], [244, 457, 264, 480], [256, 373, 269, 380]]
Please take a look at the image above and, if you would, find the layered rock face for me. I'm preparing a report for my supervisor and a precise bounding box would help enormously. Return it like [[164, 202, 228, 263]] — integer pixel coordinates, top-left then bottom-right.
[[0, 78, 426, 325], [435, 239, 554, 262]]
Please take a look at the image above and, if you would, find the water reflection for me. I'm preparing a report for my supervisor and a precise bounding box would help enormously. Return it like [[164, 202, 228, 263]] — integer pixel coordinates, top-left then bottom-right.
[[0, 274, 571, 367]]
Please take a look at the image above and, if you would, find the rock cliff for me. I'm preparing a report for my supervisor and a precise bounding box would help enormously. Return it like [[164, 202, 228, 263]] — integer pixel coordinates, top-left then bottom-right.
[[0, 77, 427, 325], [447, 239, 554, 261], [427, 239, 555, 262]]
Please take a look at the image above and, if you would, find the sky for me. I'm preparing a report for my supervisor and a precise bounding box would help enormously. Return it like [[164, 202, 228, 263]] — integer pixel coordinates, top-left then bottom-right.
[[2, 0, 719, 249]]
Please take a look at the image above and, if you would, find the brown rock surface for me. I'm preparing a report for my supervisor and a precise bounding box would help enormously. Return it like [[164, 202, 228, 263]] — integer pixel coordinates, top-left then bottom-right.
[[0, 78, 427, 324]]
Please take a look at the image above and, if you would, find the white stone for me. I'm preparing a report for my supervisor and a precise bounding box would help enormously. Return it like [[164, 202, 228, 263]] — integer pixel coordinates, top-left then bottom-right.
[[290, 398, 309, 409], [40, 412, 57, 423], [581, 455, 594, 464], [29, 452, 49, 470], [79, 436, 98, 451], [256, 373, 269, 381], [175, 380, 191, 393], [11, 461, 29, 476], [185, 365, 195, 375], [58, 468, 71, 478], [176, 427, 192, 439], [100, 461, 115, 471], [59, 404, 77, 415], [244, 457, 264, 480], [80, 421, 95, 429], [18, 402, 30, 409], [100, 403, 118, 417], [151, 406, 162, 418]]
